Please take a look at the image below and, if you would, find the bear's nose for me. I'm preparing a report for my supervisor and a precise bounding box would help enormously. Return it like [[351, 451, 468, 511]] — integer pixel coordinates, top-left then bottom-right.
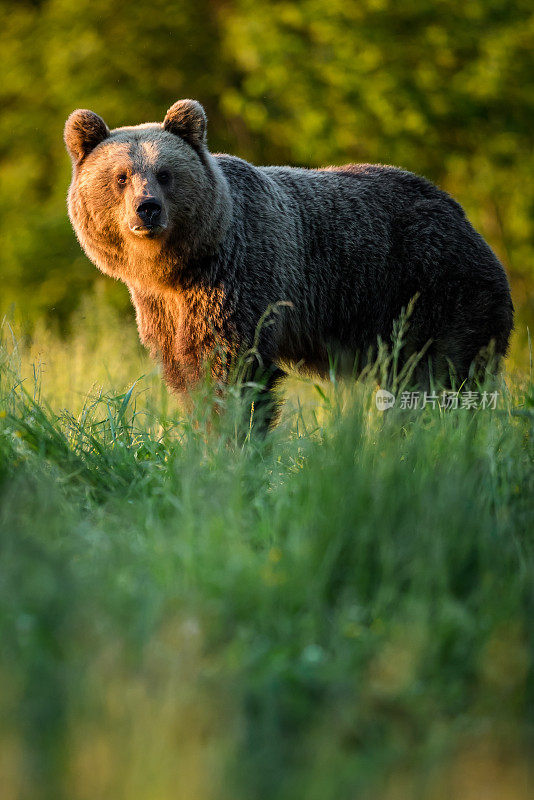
[[136, 198, 162, 226]]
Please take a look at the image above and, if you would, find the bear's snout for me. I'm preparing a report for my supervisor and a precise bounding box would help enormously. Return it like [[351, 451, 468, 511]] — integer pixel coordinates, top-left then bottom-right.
[[130, 197, 165, 236], [137, 198, 162, 225]]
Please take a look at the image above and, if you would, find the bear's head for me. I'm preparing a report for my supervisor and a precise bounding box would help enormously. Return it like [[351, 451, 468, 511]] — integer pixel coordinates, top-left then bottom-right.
[[64, 100, 231, 289]]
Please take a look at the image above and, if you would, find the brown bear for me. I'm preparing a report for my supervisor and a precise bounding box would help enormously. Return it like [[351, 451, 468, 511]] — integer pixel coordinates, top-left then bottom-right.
[[64, 99, 513, 427]]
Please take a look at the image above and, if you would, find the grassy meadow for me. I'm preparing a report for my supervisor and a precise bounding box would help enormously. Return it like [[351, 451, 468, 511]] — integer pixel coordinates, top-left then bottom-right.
[[0, 299, 533, 800], [1, 1, 533, 797]]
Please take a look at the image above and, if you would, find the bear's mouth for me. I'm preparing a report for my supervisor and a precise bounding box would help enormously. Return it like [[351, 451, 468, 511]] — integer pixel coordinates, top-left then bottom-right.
[[129, 223, 167, 239]]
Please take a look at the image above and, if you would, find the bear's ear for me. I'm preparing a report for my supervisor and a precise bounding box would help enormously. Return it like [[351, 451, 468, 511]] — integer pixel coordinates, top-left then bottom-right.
[[163, 99, 207, 150], [64, 109, 110, 164]]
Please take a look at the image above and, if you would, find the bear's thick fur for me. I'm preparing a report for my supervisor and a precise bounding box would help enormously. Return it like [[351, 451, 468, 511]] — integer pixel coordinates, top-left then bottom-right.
[[64, 99, 513, 425]]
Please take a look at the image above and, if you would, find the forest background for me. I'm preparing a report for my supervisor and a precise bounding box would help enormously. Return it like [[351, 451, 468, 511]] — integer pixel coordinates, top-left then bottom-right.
[[1, 0, 533, 367]]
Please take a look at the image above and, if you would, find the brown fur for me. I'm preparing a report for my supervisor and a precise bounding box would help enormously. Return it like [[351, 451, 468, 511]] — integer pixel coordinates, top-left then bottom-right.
[[64, 100, 514, 428], [65, 103, 237, 399]]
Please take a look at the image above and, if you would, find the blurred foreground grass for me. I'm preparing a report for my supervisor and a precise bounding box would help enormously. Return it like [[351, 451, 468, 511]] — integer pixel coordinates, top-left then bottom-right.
[[0, 301, 533, 800]]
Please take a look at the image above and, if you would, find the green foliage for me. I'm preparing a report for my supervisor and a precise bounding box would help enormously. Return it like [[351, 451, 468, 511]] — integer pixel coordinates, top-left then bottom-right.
[[0, 0, 533, 338], [0, 322, 533, 798]]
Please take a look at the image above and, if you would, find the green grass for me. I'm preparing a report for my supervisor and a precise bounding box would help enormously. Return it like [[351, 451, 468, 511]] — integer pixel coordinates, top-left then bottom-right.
[[1, 305, 533, 800]]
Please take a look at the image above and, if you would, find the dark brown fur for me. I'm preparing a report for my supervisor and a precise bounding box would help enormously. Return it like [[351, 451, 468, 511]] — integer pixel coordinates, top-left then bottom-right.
[[64, 100, 514, 428]]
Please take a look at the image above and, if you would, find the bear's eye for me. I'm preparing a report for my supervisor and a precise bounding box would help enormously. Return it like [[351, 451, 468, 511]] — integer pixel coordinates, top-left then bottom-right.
[[116, 173, 128, 186], [157, 170, 171, 186]]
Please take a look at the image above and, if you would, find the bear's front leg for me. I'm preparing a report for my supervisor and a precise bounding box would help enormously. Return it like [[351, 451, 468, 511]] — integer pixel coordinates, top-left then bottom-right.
[[129, 284, 286, 432], [238, 357, 287, 435]]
